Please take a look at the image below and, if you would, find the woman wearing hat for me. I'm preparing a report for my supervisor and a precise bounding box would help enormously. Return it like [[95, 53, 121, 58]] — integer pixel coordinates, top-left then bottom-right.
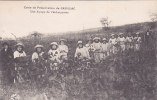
[[74, 40, 90, 60], [58, 39, 69, 61], [14, 43, 26, 62], [31, 45, 46, 81], [0, 42, 14, 84], [117, 33, 126, 52], [32, 45, 45, 63], [92, 37, 103, 63], [48, 42, 61, 64], [13, 43, 27, 83]]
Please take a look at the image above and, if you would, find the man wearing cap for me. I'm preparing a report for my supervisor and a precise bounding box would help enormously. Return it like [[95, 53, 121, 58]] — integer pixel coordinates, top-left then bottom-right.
[[58, 39, 69, 61], [92, 37, 102, 63], [48, 42, 61, 64], [32, 45, 45, 63], [75, 41, 90, 60]]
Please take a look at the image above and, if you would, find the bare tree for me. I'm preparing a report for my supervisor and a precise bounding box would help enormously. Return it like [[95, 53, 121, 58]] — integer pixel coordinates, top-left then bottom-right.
[[100, 17, 111, 30]]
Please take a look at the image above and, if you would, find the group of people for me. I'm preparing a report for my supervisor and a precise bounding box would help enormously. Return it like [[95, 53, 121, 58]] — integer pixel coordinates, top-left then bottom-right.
[[0, 32, 142, 84], [13, 39, 69, 64], [0, 39, 69, 83], [75, 32, 142, 63]]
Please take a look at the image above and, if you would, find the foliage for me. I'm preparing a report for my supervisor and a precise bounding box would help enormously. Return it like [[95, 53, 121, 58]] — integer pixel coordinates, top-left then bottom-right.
[[0, 21, 157, 100]]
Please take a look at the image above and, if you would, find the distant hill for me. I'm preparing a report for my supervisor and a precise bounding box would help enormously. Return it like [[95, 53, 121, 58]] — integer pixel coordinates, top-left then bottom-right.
[[37, 21, 157, 41], [13, 21, 156, 46]]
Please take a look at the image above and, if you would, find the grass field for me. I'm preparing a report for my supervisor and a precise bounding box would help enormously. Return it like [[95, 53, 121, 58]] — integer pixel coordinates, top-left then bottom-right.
[[0, 21, 157, 100]]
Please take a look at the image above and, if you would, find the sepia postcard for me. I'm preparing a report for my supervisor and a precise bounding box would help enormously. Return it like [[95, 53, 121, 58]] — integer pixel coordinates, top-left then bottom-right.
[[0, 1, 157, 100]]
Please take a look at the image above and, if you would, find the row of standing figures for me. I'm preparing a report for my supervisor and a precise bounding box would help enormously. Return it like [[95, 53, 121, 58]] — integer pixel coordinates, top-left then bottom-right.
[[0, 33, 142, 84]]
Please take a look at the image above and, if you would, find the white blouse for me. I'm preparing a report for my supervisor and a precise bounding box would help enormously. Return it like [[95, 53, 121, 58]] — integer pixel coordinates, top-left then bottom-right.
[[75, 47, 90, 59], [32, 52, 44, 62], [14, 51, 26, 59]]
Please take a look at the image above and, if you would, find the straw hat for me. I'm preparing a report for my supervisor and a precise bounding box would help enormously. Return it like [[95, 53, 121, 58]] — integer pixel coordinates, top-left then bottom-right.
[[77, 41, 83, 44], [34, 44, 44, 49], [111, 34, 115, 36], [16, 43, 24, 47], [102, 38, 107, 41], [119, 33, 123, 35], [136, 32, 140, 35], [93, 37, 100, 40], [50, 42, 58, 46]]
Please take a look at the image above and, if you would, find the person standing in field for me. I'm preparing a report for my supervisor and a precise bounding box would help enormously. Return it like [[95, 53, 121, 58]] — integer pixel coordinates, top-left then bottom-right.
[[101, 38, 109, 60], [133, 32, 142, 62], [48, 42, 61, 64], [134, 32, 142, 52], [13, 43, 28, 83], [32, 45, 45, 63], [92, 37, 103, 63], [117, 33, 126, 52], [125, 33, 134, 51], [31, 45, 46, 81], [74, 40, 90, 61], [85, 39, 94, 60], [0, 42, 14, 84], [109, 34, 118, 54], [14, 43, 27, 62], [58, 39, 69, 62], [143, 30, 155, 60]]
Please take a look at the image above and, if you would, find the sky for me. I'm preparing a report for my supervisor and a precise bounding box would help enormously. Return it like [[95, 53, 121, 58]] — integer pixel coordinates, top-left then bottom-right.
[[0, 1, 157, 39]]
